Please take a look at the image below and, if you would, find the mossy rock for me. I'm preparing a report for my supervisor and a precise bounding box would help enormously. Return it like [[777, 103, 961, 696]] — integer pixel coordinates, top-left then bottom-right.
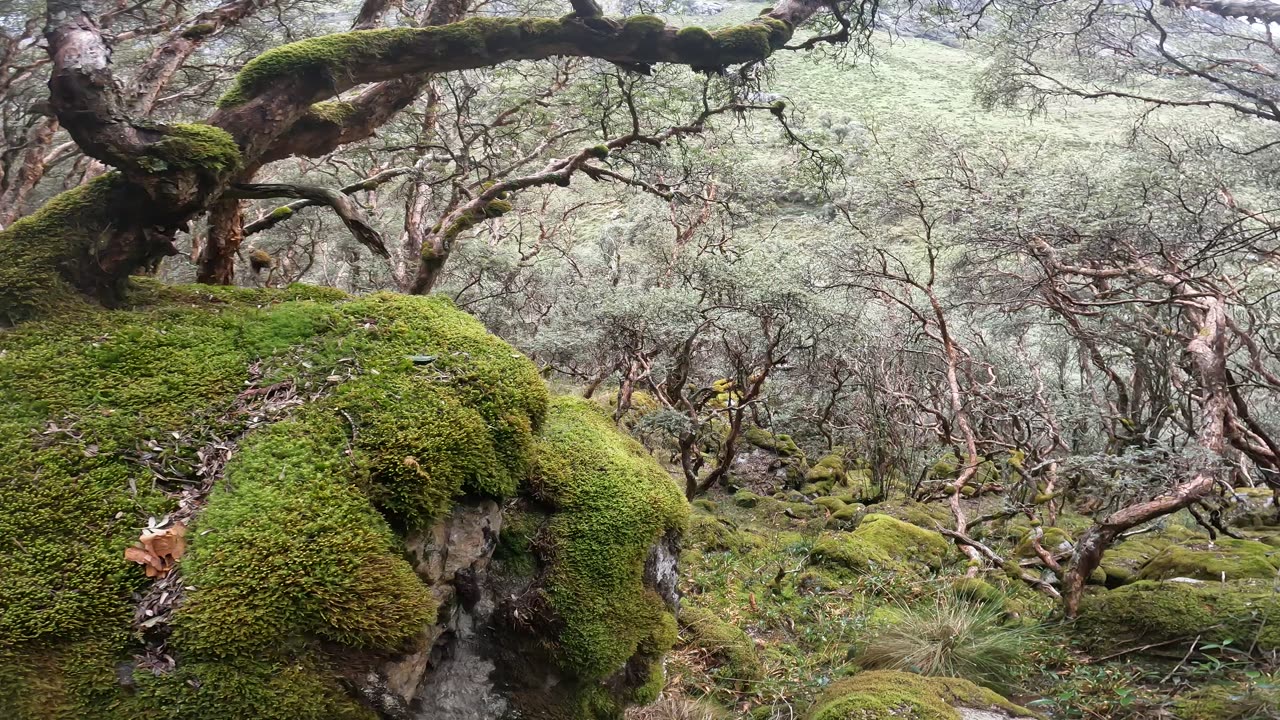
[[1097, 528, 1207, 586], [0, 285, 676, 718], [531, 397, 688, 697], [874, 500, 953, 532], [734, 489, 762, 508], [1075, 580, 1280, 653], [1171, 681, 1280, 720], [812, 514, 952, 575], [948, 578, 1007, 610], [814, 496, 848, 513], [807, 454, 846, 484], [1133, 537, 1280, 582], [691, 498, 719, 514], [808, 670, 1038, 720], [687, 514, 763, 553], [679, 605, 764, 688], [744, 427, 802, 457], [1014, 527, 1073, 559]]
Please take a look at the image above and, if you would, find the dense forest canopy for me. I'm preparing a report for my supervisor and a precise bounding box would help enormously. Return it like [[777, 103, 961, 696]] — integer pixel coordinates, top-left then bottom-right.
[[4, 0, 1280, 717]]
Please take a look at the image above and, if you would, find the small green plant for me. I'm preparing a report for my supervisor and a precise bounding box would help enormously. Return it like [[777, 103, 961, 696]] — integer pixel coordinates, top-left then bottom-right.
[[855, 593, 1036, 692]]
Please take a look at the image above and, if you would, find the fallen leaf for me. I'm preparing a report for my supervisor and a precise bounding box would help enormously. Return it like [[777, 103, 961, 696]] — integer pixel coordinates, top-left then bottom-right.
[[124, 522, 187, 577]]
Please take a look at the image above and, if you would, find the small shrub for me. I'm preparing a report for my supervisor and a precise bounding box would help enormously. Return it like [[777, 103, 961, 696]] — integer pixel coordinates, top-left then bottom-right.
[[856, 593, 1036, 692]]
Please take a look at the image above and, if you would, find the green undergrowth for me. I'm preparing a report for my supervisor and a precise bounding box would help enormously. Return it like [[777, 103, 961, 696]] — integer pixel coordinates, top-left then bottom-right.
[[531, 397, 688, 699], [0, 284, 548, 718]]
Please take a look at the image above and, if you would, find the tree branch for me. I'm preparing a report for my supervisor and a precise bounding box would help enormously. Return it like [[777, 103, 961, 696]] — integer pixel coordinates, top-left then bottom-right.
[[227, 183, 389, 257]]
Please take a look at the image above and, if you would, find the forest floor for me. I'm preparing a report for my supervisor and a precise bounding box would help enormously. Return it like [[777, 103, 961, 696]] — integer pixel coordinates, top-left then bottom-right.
[[633, 438, 1280, 720]]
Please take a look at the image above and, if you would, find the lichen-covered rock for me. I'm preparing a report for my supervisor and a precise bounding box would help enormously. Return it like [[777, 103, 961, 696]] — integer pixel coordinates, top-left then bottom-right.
[[807, 670, 1038, 720], [1075, 579, 1280, 653], [0, 284, 683, 720], [812, 514, 952, 575]]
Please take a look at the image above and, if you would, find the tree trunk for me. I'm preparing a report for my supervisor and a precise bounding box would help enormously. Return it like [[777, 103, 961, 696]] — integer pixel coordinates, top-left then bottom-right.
[[198, 199, 244, 285]]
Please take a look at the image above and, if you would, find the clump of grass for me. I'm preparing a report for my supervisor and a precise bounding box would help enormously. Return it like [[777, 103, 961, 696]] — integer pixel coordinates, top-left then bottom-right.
[[626, 694, 727, 720], [856, 593, 1036, 693]]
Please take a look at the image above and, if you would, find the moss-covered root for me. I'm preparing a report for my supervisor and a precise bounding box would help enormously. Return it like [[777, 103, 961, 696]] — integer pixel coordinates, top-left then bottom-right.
[[532, 396, 689, 714], [807, 670, 1039, 720]]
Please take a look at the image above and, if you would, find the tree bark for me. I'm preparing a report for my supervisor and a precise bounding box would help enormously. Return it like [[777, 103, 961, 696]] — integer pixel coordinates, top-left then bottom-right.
[[198, 199, 245, 285]]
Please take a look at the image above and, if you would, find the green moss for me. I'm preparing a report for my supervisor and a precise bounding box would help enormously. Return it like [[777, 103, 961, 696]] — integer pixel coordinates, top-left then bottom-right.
[[687, 514, 762, 553], [1075, 580, 1280, 652], [138, 123, 241, 175], [1014, 526, 1072, 558], [744, 426, 801, 457], [0, 174, 130, 321], [1098, 533, 1179, 585], [948, 578, 1007, 610], [1172, 682, 1280, 720], [219, 25, 483, 106], [182, 22, 218, 39], [308, 101, 357, 124], [532, 397, 688, 683], [172, 413, 437, 658], [492, 506, 545, 577], [809, 670, 1036, 720], [679, 605, 763, 687], [269, 206, 294, 219], [621, 14, 667, 40], [734, 489, 763, 508], [711, 25, 772, 64], [692, 498, 719, 513], [813, 514, 952, 575], [675, 25, 715, 56], [0, 287, 551, 717], [814, 496, 847, 513], [807, 453, 846, 484], [1133, 538, 1280, 582]]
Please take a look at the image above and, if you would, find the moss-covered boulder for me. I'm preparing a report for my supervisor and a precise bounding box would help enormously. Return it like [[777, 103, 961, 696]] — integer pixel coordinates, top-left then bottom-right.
[[1097, 526, 1205, 586], [0, 284, 685, 720], [807, 454, 846, 484], [1134, 537, 1280, 582], [744, 426, 802, 457], [807, 670, 1037, 719], [1014, 526, 1073, 559], [1076, 580, 1280, 653], [1171, 682, 1280, 720], [812, 514, 952, 575]]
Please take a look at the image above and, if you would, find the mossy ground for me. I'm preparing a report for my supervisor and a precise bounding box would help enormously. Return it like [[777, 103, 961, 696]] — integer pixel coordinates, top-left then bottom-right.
[[0, 284, 561, 719]]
